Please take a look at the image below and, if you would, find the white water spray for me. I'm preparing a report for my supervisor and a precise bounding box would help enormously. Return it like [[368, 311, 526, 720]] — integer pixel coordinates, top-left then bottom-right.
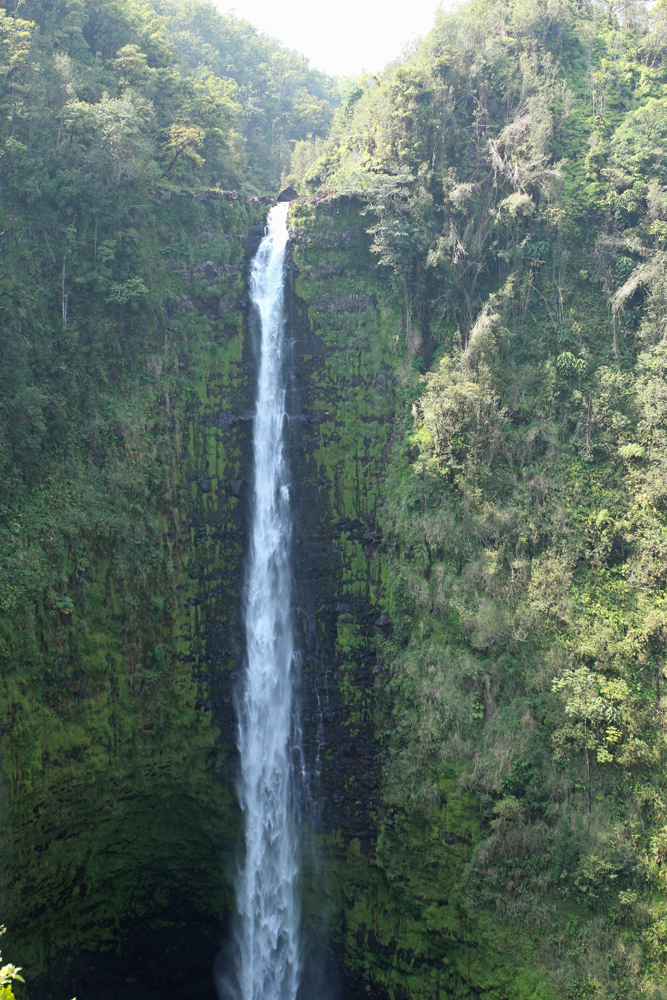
[[231, 201, 300, 1000]]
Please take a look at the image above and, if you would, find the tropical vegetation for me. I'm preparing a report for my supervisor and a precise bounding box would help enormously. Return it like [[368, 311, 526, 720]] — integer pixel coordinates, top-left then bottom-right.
[[3, 0, 667, 996]]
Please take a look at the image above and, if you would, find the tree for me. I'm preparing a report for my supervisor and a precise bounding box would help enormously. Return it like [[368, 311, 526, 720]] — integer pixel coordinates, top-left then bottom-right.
[[552, 667, 630, 824], [414, 351, 508, 510], [164, 121, 205, 173], [606, 99, 667, 190], [66, 92, 154, 183], [0, 10, 34, 101]]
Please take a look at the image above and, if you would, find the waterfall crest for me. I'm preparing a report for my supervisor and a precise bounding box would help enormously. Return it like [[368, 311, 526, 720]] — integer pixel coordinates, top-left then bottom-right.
[[230, 201, 300, 1000]]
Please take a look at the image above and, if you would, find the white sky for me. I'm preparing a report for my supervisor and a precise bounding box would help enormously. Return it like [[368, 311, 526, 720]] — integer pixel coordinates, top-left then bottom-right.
[[214, 0, 453, 77]]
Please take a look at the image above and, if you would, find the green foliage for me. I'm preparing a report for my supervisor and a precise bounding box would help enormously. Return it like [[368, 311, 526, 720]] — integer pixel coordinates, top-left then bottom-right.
[[414, 351, 508, 507], [0, 0, 292, 977], [0, 927, 23, 1000], [4, 0, 667, 996], [0, 0, 337, 201], [290, 0, 667, 995], [552, 666, 631, 766], [149, 0, 340, 190]]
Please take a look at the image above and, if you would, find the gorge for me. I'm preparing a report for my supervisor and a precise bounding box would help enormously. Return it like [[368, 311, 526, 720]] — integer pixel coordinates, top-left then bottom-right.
[[2, 2, 667, 999]]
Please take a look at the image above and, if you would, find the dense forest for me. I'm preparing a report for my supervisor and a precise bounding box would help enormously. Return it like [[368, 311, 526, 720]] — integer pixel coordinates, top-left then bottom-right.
[[295, 2, 667, 993], [0, 0, 336, 623], [2, 0, 667, 998]]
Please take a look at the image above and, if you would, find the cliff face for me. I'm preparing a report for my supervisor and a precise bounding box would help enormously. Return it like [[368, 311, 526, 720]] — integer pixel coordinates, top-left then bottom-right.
[[0, 186, 477, 999], [0, 192, 267, 998], [288, 197, 397, 835], [5, 2, 667, 996], [0, 188, 402, 997], [287, 201, 557, 1000], [4, 187, 661, 1000]]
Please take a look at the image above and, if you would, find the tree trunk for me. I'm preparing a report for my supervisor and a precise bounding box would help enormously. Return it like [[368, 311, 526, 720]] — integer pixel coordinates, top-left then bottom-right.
[[584, 717, 591, 827], [62, 256, 67, 326]]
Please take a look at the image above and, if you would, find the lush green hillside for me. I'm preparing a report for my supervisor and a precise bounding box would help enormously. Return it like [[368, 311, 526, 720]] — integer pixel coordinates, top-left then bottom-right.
[[3, 0, 667, 997], [287, 1, 667, 996], [0, 0, 337, 991], [0, 0, 338, 636]]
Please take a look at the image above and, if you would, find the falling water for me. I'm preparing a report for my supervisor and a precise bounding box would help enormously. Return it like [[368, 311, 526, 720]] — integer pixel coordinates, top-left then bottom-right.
[[231, 201, 300, 1000]]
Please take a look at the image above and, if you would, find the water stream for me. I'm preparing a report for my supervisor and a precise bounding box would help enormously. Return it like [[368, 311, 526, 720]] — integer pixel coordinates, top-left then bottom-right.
[[229, 201, 300, 1000]]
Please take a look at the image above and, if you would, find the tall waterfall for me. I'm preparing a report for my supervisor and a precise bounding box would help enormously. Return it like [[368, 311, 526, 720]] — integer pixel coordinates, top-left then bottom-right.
[[232, 201, 300, 1000]]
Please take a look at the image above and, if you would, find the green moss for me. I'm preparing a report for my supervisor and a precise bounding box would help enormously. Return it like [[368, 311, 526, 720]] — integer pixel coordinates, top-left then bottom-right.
[[289, 193, 637, 999], [0, 193, 266, 975]]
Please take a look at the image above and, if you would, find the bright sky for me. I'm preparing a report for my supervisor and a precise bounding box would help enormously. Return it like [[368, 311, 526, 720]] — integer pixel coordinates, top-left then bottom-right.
[[215, 0, 453, 77]]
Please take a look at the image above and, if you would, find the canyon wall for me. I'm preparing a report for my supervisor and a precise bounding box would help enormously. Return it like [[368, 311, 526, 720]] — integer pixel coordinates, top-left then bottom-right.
[[1, 193, 570, 1000]]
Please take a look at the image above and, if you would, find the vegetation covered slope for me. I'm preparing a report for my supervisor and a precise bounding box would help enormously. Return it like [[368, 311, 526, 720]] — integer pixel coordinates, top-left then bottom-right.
[[4, 0, 667, 996], [287, 1, 667, 996], [0, 0, 337, 985], [0, 0, 337, 658]]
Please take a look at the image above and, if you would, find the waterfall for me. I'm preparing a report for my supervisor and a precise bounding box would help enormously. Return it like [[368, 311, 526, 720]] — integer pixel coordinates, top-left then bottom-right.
[[229, 201, 300, 1000]]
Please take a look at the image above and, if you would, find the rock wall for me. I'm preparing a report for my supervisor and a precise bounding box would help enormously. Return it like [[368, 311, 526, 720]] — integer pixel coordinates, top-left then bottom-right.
[[285, 197, 399, 995], [289, 198, 557, 1000], [0, 192, 267, 999], [1, 191, 555, 1000]]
